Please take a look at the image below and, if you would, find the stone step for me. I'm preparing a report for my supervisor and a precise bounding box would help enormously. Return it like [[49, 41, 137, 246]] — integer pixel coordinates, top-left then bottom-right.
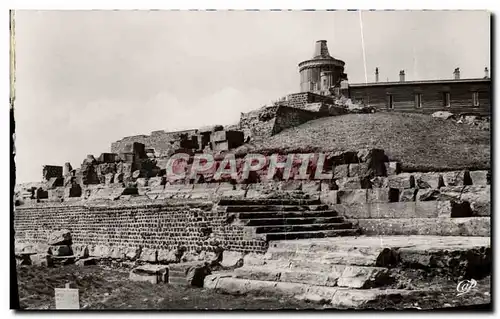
[[224, 204, 330, 212], [232, 265, 391, 289], [204, 275, 426, 308], [351, 217, 490, 237], [255, 222, 354, 234], [238, 210, 339, 220], [251, 247, 391, 267], [244, 216, 345, 226], [219, 198, 321, 206], [265, 229, 360, 241]]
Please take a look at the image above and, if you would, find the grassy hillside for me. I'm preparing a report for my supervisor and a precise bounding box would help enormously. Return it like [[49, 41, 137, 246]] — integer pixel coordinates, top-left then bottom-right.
[[248, 112, 490, 171]]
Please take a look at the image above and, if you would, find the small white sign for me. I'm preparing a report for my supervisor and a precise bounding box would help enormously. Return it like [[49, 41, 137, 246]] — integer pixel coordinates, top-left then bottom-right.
[[55, 283, 80, 310]]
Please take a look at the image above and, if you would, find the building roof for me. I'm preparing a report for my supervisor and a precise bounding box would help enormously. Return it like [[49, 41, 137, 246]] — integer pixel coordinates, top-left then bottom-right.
[[349, 77, 491, 87]]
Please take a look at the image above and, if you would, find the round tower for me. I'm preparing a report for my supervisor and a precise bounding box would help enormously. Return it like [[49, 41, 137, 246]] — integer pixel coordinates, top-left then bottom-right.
[[299, 40, 347, 93]]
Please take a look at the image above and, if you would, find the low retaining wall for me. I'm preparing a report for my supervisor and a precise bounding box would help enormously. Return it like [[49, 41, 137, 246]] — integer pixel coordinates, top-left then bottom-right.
[[14, 200, 268, 256]]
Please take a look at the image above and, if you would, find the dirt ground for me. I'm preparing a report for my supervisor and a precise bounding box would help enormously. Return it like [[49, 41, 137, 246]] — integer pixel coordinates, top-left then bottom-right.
[[13, 264, 491, 311]]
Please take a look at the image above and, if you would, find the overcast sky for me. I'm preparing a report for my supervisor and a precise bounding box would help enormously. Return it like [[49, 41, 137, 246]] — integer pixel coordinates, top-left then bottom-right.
[[14, 10, 490, 183]]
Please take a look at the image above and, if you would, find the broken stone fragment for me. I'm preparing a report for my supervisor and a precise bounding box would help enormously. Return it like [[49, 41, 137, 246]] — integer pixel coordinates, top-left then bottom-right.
[[129, 264, 168, 284], [48, 229, 72, 245], [414, 172, 444, 189], [442, 171, 468, 187], [48, 245, 73, 257], [132, 170, 141, 179], [333, 164, 349, 179], [399, 188, 417, 202], [46, 177, 64, 189], [387, 173, 415, 189], [416, 189, 440, 201], [104, 173, 114, 185], [83, 155, 97, 165], [63, 162, 73, 176]]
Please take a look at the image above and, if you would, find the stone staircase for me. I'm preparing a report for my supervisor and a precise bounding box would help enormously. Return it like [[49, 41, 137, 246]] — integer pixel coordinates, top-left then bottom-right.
[[218, 197, 360, 241], [205, 236, 491, 308]]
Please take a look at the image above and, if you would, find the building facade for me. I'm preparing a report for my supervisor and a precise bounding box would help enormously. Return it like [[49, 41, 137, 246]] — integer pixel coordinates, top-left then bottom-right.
[[298, 41, 492, 115]]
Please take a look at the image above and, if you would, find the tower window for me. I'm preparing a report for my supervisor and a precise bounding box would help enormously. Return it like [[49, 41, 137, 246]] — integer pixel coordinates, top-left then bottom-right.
[[414, 93, 422, 108], [443, 92, 450, 107], [472, 92, 479, 107]]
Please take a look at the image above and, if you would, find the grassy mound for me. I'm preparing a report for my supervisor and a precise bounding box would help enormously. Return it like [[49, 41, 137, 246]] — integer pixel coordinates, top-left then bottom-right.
[[249, 112, 490, 172]]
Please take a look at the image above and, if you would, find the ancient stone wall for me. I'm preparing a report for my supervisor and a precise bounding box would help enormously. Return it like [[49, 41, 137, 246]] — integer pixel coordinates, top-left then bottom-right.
[[14, 200, 268, 254], [284, 92, 335, 110], [239, 105, 322, 141], [111, 129, 199, 157], [272, 105, 322, 135]]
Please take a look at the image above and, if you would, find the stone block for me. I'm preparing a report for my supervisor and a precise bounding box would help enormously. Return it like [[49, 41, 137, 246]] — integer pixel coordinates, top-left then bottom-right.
[[136, 178, 148, 187], [331, 203, 371, 219], [90, 245, 111, 258], [327, 151, 359, 165], [213, 141, 229, 152], [140, 248, 157, 263], [47, 177, 64, 189], [42, 165, 63, 181], [97, 163, 117, 176], [336, 177, 362, 190], [333, 164, 349, 179], [125, 247, 141, 260], [63, 163, 73, 176], [442, 171, 467, 187], [211, 130, 228, 143], [129, 265, 168, 284], [387, 173, 415, 189], [109, 246, 127, 259], [49, 245, 72, 257], [98, 153, 118, 163], [157, 249, 179, 264], [370, 177, 388, 188], [460, 186, 490, 216], [123, 142, 147, 159], [48, 229, 72, 245], [436, 186, 464, 202], [349, 163, 374, 177], [357, 149, 387, 177], [384, 162, 401, 176], [148, 176, 165, 188], [36, 188, 48, 199], [369, 202, 416, 219], [104, 173, 114, 185], [399, 188, 417, 202], [414, 172, 444, 189], [469, 170, 489, 186], [73, 245, 89, 258], [48, 187, 65, 201], [320, 190, 338, 205], [221, 251, 244, 268], [281, 180, 302, 191], [301, 181, 321, 194], [83, 155, 97, 165], [119, 152, 135, 163], [367, 188, 399, 203], [337, 189, 367, 204], [416, 189, 440, 201], [76, 257, 98, 266], [354, 217, 489, 237]]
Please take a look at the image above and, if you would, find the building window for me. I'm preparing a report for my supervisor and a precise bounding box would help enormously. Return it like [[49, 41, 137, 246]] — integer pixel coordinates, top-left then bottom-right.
[[414, 93, 422, 108], [387, 94, 394, 109], [443, 92, 450, 107], [472, 92, 479, 107]]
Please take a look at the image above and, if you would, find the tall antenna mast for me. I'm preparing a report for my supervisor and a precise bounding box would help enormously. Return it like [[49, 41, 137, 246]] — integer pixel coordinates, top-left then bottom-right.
[[358, 10, 368, 84]]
